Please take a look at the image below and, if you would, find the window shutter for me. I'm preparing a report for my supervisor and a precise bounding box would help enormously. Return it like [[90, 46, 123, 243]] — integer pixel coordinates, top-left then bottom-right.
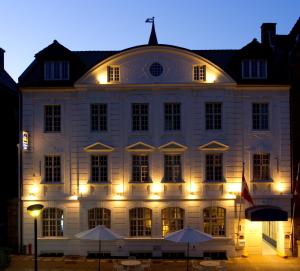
[[107, 66, 111, 82]]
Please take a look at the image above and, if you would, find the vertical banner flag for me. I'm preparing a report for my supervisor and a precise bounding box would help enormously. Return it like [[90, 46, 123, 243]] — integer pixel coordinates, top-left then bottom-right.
[[241, 164, 255, 205]]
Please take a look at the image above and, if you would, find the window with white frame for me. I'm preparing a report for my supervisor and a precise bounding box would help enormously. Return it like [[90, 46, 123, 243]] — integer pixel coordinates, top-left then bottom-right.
[[132, 155, 149, 182], [205, 153, 223, 182], [44, 105, 61, 132], [42, 208, 64, 236], [107, 66, 120, 82], [253, 153, 270, 181], [88, 208, 111, 229], [242, 59, 267, 79], [205, 103, 222, 130], [44, 155, 61, 183], [91, 155, 108, 183], [164, 103, 181, 131], [91, 104, 107, 131], [252, 103, 269, 130], [203, 206, 226, 236], [132, 103, 149, 131], [44, 61, 69, 80], [164, 154, 182, 182], [193, 65, 206, 81], [162, 207, 184, 236], [129, 207, 152, 236]]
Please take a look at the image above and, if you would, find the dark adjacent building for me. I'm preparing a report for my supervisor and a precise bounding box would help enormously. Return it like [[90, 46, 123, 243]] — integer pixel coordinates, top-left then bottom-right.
[[0, 48, 18, 251]]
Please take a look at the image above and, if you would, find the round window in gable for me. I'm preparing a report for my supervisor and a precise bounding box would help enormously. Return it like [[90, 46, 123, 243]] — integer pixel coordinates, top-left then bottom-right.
[[149, 62, 163, 77]]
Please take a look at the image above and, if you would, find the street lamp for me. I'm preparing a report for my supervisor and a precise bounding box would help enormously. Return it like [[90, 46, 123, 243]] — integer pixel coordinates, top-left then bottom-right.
[[27, 204, 44, 271]]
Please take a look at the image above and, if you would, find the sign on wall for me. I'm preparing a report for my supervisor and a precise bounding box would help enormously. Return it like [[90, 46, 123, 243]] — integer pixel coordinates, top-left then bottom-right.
[[22, 131, 29, 151]]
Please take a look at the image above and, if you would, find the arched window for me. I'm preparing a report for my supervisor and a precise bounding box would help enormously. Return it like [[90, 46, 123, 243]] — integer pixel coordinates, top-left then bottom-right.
[[203, 206, 226, 236], [129, 208, 152, 236], [88, 208, 111, 229], [42, 208, 63, 236], [162, 207, 184, 236]]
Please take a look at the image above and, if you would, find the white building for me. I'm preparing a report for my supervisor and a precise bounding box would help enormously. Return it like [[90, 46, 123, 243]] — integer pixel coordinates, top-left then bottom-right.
[[19, 22, 292, 258]]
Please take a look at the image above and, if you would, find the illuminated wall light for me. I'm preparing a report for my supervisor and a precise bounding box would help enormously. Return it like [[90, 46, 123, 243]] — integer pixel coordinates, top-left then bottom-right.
[[69, 193, 78, 200], [79, 185, 88, 196], [29, 185, 39, 196], [228, 183, 241, 196], [276, 182, 285, 195], [116, 184, 124, 196], [206, 73, 217, 83], [151, 183, 161, 195], [189, 183, 196, 195], [97, 73, 107, 84]]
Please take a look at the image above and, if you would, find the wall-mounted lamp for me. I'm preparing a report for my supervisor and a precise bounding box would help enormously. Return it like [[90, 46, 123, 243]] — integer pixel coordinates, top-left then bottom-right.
[[29, 185, 39, 197]]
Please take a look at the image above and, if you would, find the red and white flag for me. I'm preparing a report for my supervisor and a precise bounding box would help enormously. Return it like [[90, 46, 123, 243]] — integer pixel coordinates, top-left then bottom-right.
[[241, 165, 255, 206], [294, 162, 300, 197]]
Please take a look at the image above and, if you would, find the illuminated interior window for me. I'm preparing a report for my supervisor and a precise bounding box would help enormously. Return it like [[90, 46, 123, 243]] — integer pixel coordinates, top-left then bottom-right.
[[203, 206, 226, 236], [42, 208, 64, 237], [88, 208, 111, 229], [162, 207, 184, 236], [129, 207, 152, 236]]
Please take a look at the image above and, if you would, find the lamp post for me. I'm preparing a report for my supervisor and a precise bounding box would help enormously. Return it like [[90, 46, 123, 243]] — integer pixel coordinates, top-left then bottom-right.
[[27, 204, 44, 271]]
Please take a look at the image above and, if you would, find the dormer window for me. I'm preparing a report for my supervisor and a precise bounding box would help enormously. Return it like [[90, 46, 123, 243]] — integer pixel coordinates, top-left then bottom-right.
[[242, 59, 267, 79], [193, 65, 206, 81], [44, 61, 69, 80], [107, 66, 120, 82]]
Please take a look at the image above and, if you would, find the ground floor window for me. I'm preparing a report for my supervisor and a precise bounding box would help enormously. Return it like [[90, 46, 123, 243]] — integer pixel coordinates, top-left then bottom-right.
[[88, 208, 111, 229], [42, 208, 63, 236], [203, 206, 226, 236], [129, 207, 152, 236], [262, 221, 277, 248], [162, 207, 184, 236]]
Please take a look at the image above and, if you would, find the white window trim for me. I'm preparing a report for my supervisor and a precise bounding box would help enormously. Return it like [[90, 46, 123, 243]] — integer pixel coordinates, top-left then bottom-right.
[[242, 59, 267, 79]]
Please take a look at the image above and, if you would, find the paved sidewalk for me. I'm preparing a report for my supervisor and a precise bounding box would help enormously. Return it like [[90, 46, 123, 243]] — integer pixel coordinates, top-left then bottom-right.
[[3, 255, 300, 271]]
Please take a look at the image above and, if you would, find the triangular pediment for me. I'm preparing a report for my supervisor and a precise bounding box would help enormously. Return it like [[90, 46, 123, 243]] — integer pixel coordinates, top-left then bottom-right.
[[84, 142, 114, 152], [126, 142, 155, 152], [198, 141, 229, 151], [159, 141, 187, 152]]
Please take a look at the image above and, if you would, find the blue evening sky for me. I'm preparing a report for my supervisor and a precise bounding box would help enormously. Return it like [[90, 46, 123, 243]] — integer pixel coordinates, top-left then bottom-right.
[[0, 0, 299, 81]]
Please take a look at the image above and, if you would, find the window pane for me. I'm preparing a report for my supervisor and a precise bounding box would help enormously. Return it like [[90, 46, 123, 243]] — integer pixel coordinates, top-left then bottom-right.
[[203, 207, 225, 236]]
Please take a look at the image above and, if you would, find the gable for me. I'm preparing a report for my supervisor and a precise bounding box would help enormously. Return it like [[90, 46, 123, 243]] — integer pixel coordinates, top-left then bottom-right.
[[84, 142, 114, 152], [198, 141, 229, 151], [126, 142, 155, 152], [76, 45, 235, 86], [159, 141, 187, 152]]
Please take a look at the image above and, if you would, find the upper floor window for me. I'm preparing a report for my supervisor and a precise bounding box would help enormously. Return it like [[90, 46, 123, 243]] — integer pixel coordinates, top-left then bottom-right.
[[42, 208, 64, 237], [164, 103, 181, 131], [164, 154, 182, 182], [107, 66, 120, 82], [88, 208, 111, 229], [44, 61, 69, 80], [253, 153, 270, 181], [132, 155, 150, 183], [206, 103, 222, 130], [149, 62, 163, 77], [162, 207, 184, 236], [205, 153, 223, 182], [252, 103, 269, 130], [91, 155, 108, 183], [129, 207, 152, 236], [242, 59, 267, 79], [45, 155, 61, 183], [193, 65, 206, 81], [91, 104, 107, 131], [44, 105, 61, 133], [132, 103, 149, 131], [203, 206, 226, 236]]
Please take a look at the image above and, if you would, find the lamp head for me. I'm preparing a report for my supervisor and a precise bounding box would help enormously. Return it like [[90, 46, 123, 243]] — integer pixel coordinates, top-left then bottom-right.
[[27, 204, 44, 218]]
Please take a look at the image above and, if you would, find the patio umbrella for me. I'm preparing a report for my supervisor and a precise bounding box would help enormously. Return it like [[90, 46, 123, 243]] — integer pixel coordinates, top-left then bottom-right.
[[75, 225, 122, 271], [164, 226, 213, 271]]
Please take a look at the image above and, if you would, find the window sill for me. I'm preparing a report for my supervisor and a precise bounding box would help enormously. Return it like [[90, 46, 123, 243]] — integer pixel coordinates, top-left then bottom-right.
[[88, 182, 111, 185], [161, 180, 185, 184], [204, 180, 225, 183], [41, 182, 64, 185], [129, 181, 152, 184], [251, 179, 273, 183]]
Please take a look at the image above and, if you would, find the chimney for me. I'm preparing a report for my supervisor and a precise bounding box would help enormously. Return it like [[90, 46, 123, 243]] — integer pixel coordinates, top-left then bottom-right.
[[0, 48, 5, 71], [261, 23, 276, 46]]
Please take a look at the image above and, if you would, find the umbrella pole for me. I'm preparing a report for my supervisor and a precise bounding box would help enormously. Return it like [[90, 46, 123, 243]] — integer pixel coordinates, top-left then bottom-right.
[[98, 239, 101, 271], [186, 242, 189, 271]]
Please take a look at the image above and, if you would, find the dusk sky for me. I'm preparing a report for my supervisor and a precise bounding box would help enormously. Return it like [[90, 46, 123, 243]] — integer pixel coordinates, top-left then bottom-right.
[[0, 0, 299, 81]]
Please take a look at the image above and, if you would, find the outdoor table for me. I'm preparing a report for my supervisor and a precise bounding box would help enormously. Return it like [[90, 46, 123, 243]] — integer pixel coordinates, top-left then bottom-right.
[[121, 260, 142, 271], [199, 260, 220, 270]]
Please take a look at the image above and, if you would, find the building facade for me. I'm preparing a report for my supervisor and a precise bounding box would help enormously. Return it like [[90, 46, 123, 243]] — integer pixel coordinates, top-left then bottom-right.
[[19, 21, 294, 258]]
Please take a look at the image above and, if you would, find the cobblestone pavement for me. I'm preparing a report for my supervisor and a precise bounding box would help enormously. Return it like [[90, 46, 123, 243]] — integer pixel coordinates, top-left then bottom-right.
[[3, 255, 300, 271]]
